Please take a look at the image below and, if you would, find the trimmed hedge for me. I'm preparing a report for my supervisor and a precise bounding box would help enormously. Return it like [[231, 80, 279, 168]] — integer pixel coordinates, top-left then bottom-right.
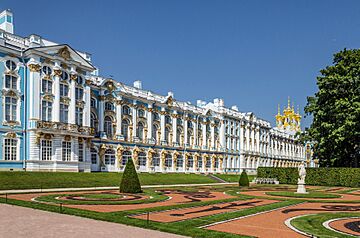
[[120, 159, 142, 193], [239, 171, 249, 187], [257, 167, 360, 188]]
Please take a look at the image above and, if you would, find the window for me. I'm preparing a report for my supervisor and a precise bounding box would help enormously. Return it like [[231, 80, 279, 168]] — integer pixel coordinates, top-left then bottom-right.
[[121, 119, 129, 140], [60, 83, 69, 97], [187, 129, 193, 145], [165, 127, 170, 144], [176, 128, 182, 144], [152, 153, 160, 167], [138, 152, 146, 166], [5, 60, 16, 71], [215, 159, 219, 168], [153, 113, 160, 121], [122, 151, 132, 166], [152, 124, 159, 142], [197, 157, 203, 168], [104, 149, 115, 165], [42, 100, 52, 121], [42, 66, 52, 75], [104, 116, 113, 138], [165, 115, 172, 124], [165, 154, 172, 167], [206, 158, 211, 168], [62, 141, 71, 161], [5, 75, 17, 89], [4, 96, 17, 121], [90, 112, 98, 130], [105, 102, 114, 111], [91, 148, 97, 164], [76, 107, 83, 126], [61, 71, 68, 81], [42, 79, 52, 93], [177, 118, 182, 125], [137, 122, 144, 141], [60, 103, 68, 123], [187, 120, 193, 128], [4, 138, 17, 160], [187, 156, 194, 168], [41, 140, 52, 161], [138, 109, 145, 118], [76, 75, 83, 85], [176, 155, 183, 168], [78, 142, 83, 162], [122, 105, 131, 115], [91, 98, 96, 108], [75, 87, 84, 101]]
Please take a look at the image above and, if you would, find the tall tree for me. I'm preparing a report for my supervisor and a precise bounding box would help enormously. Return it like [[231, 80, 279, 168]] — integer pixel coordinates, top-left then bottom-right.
[[305, 49, 360, 168]]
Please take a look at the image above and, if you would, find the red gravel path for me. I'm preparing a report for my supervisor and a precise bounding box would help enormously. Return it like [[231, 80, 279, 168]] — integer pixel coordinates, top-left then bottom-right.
[[132, 199, 279, 222], [329, 218, 360, 236], [206, 202, 360, 238]]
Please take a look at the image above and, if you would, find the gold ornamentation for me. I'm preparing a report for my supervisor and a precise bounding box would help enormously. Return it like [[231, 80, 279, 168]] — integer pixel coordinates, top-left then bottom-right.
[[28, 64, 41, 72], [5, 132, 16, 138], [58, 47, 71, 61], [70, 74, 77, 81]]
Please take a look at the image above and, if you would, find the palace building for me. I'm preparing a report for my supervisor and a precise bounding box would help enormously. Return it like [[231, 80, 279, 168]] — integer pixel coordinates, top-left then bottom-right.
[[0, 10, 306, 173]]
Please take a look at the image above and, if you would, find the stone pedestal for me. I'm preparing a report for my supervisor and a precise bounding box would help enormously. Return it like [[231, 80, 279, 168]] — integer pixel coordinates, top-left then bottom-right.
[[296, 181, 308, 194]]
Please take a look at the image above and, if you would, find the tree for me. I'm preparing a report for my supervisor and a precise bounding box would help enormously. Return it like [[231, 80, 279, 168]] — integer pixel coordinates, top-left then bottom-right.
[[120, 159, 142, 193], [239, 170, 250, 187], [304, 49, 360, 168]]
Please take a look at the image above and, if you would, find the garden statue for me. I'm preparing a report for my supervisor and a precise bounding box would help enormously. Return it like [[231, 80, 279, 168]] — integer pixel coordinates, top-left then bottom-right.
[[296, 162, 308, 194]]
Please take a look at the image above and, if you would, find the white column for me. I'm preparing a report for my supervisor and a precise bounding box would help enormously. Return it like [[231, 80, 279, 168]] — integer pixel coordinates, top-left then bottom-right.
[[202, 121, 206, 149], [98, 92, 105, 138], [184, 116, 188, 146], [246, 124, 250, 151], [53, 63, 61, 122], [160, 108, 166, 142], [210, 122, 215, 149], [194, 119, 198, 147], [256, 126, 260, 153], [251, 125, 255, 151], [172, 111, 177, 145], [84, 85, 91, 127], [115, 102, 122, 138], [132, 104, 138, 140], [27, 59, 41, 122], [219, 120, 226, 149], [69, 73, 76, 124], [147, 107, 153, 143]]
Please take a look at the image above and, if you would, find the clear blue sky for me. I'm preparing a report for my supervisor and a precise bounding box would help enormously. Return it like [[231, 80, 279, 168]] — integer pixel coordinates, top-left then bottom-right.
[[3, 0, 360, 128]]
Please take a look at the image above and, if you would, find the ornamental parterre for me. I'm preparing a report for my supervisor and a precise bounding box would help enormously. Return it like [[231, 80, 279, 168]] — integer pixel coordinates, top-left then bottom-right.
[[0, 9, 314, 173]]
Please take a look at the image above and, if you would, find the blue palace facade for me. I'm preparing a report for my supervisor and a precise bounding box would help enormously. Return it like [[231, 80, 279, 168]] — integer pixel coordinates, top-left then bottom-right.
[[0, 10, 309, 173]]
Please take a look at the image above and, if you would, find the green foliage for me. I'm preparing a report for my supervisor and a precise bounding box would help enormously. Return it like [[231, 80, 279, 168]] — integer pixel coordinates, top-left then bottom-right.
[[258, 167, 360, 187], [239, 171, 249, 187], [304, 48, 360, 167], [120, 159, 142, 193]]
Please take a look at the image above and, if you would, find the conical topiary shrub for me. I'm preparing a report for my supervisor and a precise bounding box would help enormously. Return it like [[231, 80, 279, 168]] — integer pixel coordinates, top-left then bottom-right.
[[120, 159, 142, 193], [239, 170, 249, 187]]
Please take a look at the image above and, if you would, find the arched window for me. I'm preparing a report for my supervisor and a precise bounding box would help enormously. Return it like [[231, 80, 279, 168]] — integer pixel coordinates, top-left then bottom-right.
[[41, 100, 52, 121], [91, 98, 97, 108], [138, 152, 147, 166], [90, 113, 98, 131], [176, 128, 182, 144], [104, 149, 115, 165], [138, 109, 145, 118], [61, 71, 68, 81], [165, 154, 172, 167], [176, 154, 183, 168], [153, 113, 160, 121], [177, 118, 183, 125], [5, 75, 17, 89], [152, 153, 160, 167], [152, 124, 159, 142], [165, 115, 172, 124], [42, 66, 52, 75], [122, 151, 132, 166], [187, 120, 193, 129], [165, 126, 171, 144], [104, 116, 113, 138], [76, 75, 83, 85], [5, 60, 16, 71], [121, 119, 129, 140], [4, 96, 17, 121], [187, 156, 194, 168], [137, 122, 144, 141], [105, 102, 114, 111], [122, 105, 131, 115]]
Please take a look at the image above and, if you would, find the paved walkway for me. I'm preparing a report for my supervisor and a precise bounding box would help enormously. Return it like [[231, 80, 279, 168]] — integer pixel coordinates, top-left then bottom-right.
[[0, 182, 236, 195], [0, 204, 187, 238]]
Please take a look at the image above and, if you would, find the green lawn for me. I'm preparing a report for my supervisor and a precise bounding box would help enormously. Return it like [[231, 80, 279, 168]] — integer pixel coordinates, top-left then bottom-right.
[[265, 191, 342, 199], [0, 172, 217, 190], [214, 174, 256, 183]]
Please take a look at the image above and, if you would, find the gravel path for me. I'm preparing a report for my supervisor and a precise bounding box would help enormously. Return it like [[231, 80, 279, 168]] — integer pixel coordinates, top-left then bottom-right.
[[0, 204, 187, 238]]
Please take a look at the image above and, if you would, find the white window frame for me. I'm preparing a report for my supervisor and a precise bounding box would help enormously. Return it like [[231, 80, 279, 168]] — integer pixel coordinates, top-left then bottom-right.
[[3, 137, 19, 161], [41, 100, 52, 121], [78, 142, 84, 162], [62, 141, 72, 161], [41, 139, 52, 161]]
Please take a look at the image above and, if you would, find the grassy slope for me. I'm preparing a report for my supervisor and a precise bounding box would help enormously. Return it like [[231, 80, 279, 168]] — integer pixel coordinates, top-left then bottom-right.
[[0, 172, 216, 190]]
